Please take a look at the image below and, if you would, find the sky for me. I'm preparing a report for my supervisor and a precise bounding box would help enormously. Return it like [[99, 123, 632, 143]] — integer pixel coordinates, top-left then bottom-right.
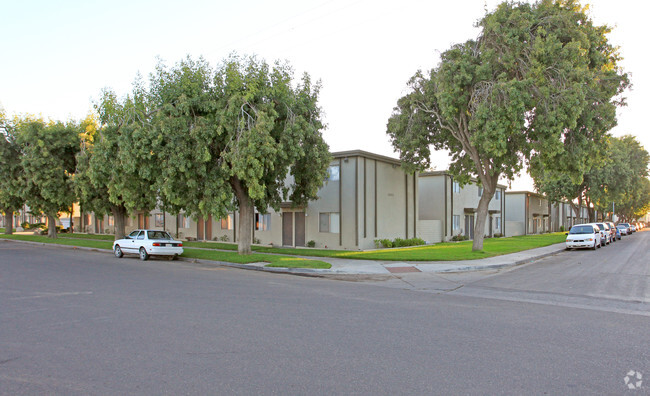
[[1, 0, 647, 191]]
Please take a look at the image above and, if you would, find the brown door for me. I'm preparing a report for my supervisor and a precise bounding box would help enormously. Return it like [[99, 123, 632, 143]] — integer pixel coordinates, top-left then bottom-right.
[[205, 215, 212, 240], [295, 212, 305, 247], [197, 218, 205, 240], [282, 212, 293, 246], [138, 214, 144, 229]]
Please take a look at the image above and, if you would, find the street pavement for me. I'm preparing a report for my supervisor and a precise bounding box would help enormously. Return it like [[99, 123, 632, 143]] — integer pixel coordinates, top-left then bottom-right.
[[0, 238, 648, 395]]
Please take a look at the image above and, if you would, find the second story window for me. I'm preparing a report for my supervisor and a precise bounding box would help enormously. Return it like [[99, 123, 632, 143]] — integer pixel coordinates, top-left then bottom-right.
[[478, 186, 483, 197], [495, 190, 501, 200], [327, 165, 340, 181], [453, 181, 460, 193]]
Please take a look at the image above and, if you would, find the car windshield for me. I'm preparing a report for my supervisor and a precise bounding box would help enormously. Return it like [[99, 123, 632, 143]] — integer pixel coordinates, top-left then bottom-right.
[[147, 231, 172, 240], [569, 226, 594, 235]]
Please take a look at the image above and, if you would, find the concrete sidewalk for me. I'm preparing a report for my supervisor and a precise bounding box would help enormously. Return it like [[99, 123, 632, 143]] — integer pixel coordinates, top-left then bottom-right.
[[261, 242, 567, 276]]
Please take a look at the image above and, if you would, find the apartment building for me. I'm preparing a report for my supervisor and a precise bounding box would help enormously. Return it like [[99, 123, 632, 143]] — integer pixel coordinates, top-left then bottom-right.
[[418, 172, 506, 242]]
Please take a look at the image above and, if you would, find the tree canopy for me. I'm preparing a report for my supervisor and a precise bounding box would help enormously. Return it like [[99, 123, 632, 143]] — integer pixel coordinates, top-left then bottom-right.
[[146, 55, 330, 254], [15, 118, 80, 237], [0, 112, 25, 234], [387, 0, 628, 250]]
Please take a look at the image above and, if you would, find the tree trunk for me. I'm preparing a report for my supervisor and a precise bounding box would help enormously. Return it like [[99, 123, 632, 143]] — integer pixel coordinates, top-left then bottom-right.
[[4, 209, 14, 234], [47, 214, 57, 238], [472, 189, 494, 251], [111, 204, 127, 240], [231, 176, 253, 255]]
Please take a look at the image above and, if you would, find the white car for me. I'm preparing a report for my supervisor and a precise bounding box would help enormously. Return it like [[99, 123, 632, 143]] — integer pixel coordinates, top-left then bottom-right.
[[565, 224, 601, 250], [113, 229, 183, 260]]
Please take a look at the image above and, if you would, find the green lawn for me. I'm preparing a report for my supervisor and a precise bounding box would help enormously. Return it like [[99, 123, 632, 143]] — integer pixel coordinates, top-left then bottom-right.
[[57, 233, 116, 241], [0, 233, 331, 269], [185, 232, 567, 261], [2, 231, 567, 263]]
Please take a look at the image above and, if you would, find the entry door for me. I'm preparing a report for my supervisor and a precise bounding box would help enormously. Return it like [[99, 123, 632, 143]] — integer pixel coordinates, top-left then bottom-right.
[[295, 212, 305, 247], [197, 218, 204, 240], [465, 215, 475, 239], [282, 212, 293, 246], [489, 216, 493, 237], [205, 215, 212, 240]]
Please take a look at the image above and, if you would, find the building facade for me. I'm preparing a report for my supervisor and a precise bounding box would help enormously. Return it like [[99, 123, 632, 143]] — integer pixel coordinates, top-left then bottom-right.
[[418, 172, 506, 242]]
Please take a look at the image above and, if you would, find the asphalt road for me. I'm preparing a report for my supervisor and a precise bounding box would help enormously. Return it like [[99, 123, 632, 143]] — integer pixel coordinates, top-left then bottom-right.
[[1, 233, 649, 395]]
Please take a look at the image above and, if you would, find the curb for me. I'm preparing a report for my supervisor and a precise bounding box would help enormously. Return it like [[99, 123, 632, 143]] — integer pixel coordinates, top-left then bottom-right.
[[422, 245, 566, 273]]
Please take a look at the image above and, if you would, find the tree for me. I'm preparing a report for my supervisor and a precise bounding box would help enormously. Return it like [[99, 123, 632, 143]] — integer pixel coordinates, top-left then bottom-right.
[[147, 55, 330, 254], [0, 112, 25, 234], [387, 0, 628, 250], [77, 87, 160, 240], [15, 118, 80, 238], [616, 177, 650, 222]]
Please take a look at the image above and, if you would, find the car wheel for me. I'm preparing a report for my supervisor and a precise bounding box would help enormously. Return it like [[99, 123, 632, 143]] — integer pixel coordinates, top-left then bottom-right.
[[139, 247, 149, 261], [114, 245, 123, 258]]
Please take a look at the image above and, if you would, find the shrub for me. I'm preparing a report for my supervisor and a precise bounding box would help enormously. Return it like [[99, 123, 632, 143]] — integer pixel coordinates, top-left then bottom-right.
[[219, 235, 230, 242], [21, 222, 30, 229], [374, 237, 424, 248], [451, 234, 468, 241], [559, 225, 565, 232], [493, 233, 503, 238], [307, 240, 316, 248], [253, 238, 261, 244]]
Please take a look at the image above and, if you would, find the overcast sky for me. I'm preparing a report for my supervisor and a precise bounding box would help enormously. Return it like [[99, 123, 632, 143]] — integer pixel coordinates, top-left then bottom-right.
[[1, 0, 646, 190]]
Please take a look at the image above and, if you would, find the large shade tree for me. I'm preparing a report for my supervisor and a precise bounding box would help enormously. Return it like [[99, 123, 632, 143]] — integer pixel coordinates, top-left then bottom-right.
[[77, 86, 160, 240], [589, 135, 649, 219], [15, 118, 80, 237], [0, 112, 25, 234], [146, 55, 330, 254], [387, 0, 628, 250]]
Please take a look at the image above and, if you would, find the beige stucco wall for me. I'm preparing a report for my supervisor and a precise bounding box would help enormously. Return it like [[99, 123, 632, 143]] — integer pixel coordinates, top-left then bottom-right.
[[419, 173, 505, 241]]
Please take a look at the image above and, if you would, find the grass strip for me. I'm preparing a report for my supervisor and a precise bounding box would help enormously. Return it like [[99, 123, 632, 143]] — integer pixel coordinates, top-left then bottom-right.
[[0, 234, 331, 269], [185, 233, 567, 261]]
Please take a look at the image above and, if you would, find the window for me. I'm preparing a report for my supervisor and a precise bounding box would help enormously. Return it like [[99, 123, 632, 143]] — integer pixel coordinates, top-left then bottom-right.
[[108, 216, 114, 226], [495, 190, 501, 200], [136, 231, 145, 240], [453, 181, 460, 193], [327, 165, 340, 181], [478, 186, 483, 197], [128, 230, 139, 238], [255, 213, 271, 231], [221, 214, 233, 230], [154, 213, 164, 228], [319, 212, 340, 233], [452, 215, 460, 231], [495, 217, 501, 230], [178, 213, 190, 228]]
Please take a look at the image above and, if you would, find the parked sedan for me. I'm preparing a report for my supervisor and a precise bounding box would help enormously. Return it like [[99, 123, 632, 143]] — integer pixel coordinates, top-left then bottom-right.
[[618, 222, 632, 234], [616, 224, 629, 236], [113, 229, 183, 260], [592, 222, 611, 246], [606, 221, 620, 241], [565, 224, 601, 250]]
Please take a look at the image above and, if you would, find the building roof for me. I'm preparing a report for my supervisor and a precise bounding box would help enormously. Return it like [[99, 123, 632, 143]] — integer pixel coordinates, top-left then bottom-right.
[[331, 150, 404, 166], [419, 170, 507, 190]]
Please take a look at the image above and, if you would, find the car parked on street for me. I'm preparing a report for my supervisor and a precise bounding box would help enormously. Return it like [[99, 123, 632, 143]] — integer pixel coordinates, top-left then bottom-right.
[[565, 224, 601, 250], [592, 222, 611, 246], [113, 229, 183, 261], [607, 221, 621, 240], [630, 224, 637, 233], [616, 224, 629, 236], [617, 222, 632, 235]]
